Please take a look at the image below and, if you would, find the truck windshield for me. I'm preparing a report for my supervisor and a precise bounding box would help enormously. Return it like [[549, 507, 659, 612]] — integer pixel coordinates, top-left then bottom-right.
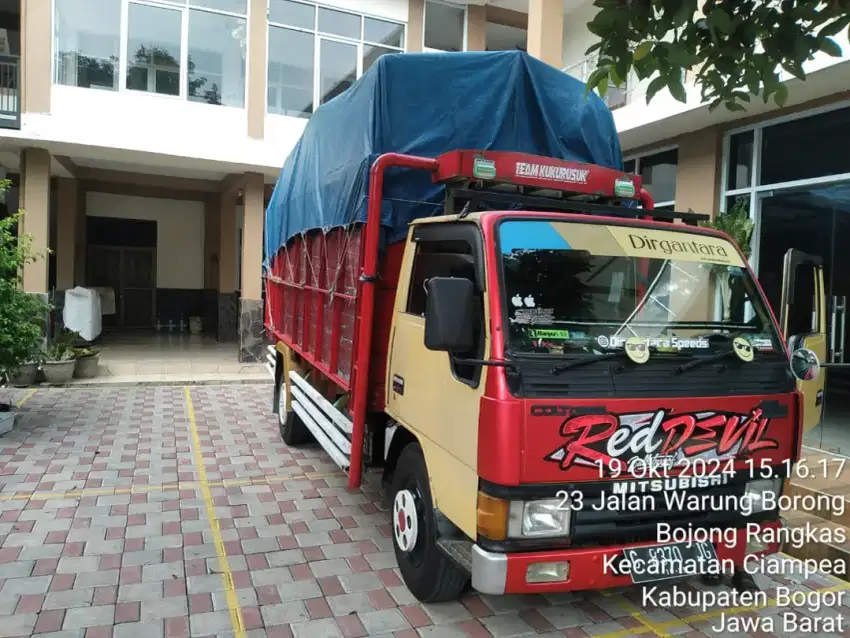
[[497, 219, 783, 357]]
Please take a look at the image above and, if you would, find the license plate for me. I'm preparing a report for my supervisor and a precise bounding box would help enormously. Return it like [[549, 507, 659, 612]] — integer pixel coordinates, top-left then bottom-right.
[[622, 541, 718, 584]]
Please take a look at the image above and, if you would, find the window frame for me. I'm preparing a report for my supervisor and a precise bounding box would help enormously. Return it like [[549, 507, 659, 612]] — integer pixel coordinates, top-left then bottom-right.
[[405, 222, 487, 388], [53, 0, 248, 105], [623, 145, 679, 208], [266, 0, 406, 117]]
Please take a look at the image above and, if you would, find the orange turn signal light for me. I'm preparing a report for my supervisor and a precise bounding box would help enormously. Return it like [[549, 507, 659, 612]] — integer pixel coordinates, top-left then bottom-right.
[[477, 492, 508, 541]]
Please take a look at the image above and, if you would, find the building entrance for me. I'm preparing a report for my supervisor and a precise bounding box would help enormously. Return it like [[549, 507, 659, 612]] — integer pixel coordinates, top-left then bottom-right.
[[757, 182, 850, 452]]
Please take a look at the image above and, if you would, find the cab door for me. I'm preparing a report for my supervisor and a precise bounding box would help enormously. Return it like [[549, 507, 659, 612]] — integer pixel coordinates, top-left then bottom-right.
[[780, 249, 827, 432]]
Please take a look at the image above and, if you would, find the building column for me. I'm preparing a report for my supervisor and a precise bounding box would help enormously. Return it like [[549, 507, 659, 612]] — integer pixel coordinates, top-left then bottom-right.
[[408, 0, 424, 53], [217, 190, 238, 342], [466, 5, 487, 51], [73, 185, 87, 288], [239, 172, 265, 363], [674, 128, 722, 218], [246, 0, 268, 139], [527, 0, 564, 68], [19, 148, 50, 294], [203, 196, 221, 336], [55, 178, 78, 291], [21, 0, 52, 113]]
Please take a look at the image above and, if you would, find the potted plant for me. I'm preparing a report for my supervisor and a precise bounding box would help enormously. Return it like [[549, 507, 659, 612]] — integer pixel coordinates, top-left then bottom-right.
[[41, 330, 79, 384], [72, 346, 101, 379], [699, 197, 753, 320], [0, 179, 51, 431]]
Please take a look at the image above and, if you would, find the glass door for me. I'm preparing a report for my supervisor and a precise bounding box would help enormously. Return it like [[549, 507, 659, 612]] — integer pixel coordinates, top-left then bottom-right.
[[757, 181, 850, 453]]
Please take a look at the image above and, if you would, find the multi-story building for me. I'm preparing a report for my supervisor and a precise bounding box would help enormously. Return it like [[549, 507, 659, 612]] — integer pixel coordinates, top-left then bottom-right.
[[1, 0, 848, 377]]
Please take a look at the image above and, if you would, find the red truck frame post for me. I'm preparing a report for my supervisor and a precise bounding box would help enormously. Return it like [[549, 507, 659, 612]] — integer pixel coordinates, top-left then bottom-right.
[[348, 153, 439, 489]]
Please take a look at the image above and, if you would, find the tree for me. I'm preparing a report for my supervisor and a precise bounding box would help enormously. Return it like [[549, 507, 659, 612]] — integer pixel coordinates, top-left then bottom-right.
[[586, 0, 850, 111], [0, 180, 51, 389]]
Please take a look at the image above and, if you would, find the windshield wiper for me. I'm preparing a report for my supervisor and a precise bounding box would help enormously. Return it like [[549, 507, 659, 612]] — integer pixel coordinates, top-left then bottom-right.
[[674, 348, 742, 375], [550, 351, 628, 375]]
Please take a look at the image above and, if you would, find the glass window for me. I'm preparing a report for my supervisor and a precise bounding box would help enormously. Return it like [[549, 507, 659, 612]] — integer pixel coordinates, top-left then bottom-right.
[[318, 8, 360, 39], [363, 45, 396, 73], [498, 220, 783, 357], [320, 39, 357, 105], [424, 1, 464, 52], [623, 159, 637, 174], [187, 9, 246, 107], [727, 131, 754, 190], [54, 0, 121, 90], [761, 106, 850, 185], [126, 3, 182, 96], [268, 27, 314, 118], [269, 0, 315, 28], [266, 3, 404, 115], [640, 149, 678, 203], [364, 17, 404, 48], [191, 0, 247, 13]]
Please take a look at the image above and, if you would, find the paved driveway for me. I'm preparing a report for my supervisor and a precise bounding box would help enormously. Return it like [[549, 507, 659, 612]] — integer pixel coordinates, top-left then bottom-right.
[[0, 386, 847, 638]]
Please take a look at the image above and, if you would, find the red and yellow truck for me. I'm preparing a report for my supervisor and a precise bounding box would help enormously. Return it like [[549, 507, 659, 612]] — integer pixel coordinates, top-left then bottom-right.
[[263, 52, 826, 602]]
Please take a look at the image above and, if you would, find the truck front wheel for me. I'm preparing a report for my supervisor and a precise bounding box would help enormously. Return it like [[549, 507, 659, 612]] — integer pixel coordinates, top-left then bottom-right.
[[277, 379, 312, 446], [390, 443, 469, 602]]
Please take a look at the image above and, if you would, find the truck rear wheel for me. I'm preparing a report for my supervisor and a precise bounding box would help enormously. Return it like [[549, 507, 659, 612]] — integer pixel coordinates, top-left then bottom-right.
[[277, 379, 312, 446], [390, 443, 469, 602]]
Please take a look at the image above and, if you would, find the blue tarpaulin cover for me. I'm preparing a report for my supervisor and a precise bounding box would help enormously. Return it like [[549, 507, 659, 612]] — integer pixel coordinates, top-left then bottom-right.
[[265, 50, 623, 267]]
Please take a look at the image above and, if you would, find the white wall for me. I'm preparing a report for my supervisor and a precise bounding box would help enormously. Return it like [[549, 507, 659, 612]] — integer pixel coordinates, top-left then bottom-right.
[[86, 192, 206, 290], [561, 1, 599, 69]]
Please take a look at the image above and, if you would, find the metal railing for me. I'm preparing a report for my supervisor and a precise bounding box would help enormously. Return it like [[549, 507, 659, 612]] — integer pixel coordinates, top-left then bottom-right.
[[0, 55, 20, 129], [563, 55, 630, 111]]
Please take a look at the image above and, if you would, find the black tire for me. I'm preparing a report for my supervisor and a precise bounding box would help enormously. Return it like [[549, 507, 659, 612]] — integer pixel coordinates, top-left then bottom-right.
[[390, 443, 469, 602], [277, 379, 312, 445]]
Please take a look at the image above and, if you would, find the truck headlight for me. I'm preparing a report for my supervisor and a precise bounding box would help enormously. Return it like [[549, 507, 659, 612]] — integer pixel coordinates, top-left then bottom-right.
[[508, 499, 571, 538], [743, 478, 782, 514]]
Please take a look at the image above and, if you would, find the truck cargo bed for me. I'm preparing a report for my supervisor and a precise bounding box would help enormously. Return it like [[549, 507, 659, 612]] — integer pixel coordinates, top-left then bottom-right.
[[265, 225, 404, 411]]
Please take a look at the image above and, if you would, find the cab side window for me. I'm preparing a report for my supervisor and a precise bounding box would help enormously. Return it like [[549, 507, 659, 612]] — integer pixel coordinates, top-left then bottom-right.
[[405, 231, 486, 386]]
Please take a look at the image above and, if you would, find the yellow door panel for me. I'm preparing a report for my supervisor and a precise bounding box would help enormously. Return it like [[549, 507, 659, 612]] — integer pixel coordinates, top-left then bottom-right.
[[781, 251, 827, 432], [387, 313, 484, 538], [384, 226, 489, 540], [796, 333, 826, 432]]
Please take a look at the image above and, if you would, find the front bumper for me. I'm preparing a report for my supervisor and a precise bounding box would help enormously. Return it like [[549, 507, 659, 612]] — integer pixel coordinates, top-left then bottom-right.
[[471, 521, 782, 595]]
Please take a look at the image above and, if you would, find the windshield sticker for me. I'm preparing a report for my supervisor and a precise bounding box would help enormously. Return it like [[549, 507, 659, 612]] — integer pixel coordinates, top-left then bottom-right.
[[597, 335, 710, 350], [512, 308, 555, 325], [511, 294, 537, 308], [625, 337, 650, 364], [606, 226, 745, 267], [733, 336, 755, 362], [529, 329, 571, 339], [544, 407, 780, 471], [748, 335, 774, 349]]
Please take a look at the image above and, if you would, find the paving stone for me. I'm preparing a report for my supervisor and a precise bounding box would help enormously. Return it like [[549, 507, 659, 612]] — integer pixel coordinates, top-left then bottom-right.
[[360, 608, 411, 634], [261, 600, 311, 626], [189, 609, 233, 635], [43, 588, 96, 610], [113, 621, 164, 638], [63, 604, 115, 630], [140, 596, 188, 621], [290, 617, 343, 637], [277, 579, 323, 602]]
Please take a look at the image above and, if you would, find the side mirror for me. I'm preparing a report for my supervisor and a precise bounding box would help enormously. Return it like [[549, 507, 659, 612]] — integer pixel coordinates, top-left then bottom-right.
[[790, 347, 820, 381], [423, 277, 474, 352]]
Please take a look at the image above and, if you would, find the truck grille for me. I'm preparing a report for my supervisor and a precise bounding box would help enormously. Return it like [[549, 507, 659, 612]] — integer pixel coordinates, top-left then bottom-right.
[[514, 358, 793, 399]]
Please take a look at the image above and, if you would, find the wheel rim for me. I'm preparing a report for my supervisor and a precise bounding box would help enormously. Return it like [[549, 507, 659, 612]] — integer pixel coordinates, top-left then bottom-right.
[[278, 384, 287, 425], [393, 489, 420, 555]]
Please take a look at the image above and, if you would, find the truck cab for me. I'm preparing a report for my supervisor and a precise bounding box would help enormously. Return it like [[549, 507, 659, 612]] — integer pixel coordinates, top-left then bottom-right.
[[265, 150, 826, 603]]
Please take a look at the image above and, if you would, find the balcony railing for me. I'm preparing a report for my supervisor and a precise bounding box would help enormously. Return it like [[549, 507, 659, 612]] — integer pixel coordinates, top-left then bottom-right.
[[0, 55, 20, 129], [563, 55, 630, 111]]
